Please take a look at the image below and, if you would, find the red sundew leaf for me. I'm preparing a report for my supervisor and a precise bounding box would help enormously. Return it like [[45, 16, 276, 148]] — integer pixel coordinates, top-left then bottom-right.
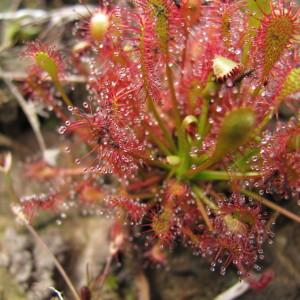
[[23, 40, 65, 80], [106, 195, 148, 223], [203, 0, 247, 49], [182, 0, 203, 27], [79, 184, 104, 205], [65, 103, 144, 177], [249, 0, 300, 80], [109, 221, 126, 256], [145, 242, 167, 264], [24, 161, 57, 180], [258, 51, 300, 111], [259, 121, 300, 195], [242, 0, 271, 64], [181, 192, 267, 275], [89, 64, 144, 121], [21, 192, 63, 223], [215, 195, 265, 239], [151, 207, 175, 245], [247, 269, 274, 290]]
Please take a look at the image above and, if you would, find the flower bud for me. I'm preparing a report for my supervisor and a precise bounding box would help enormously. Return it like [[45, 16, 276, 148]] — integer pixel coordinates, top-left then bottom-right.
[[167, 155, 181, 166], [89, 11, 110, 42], [0, 152, 12, 174]]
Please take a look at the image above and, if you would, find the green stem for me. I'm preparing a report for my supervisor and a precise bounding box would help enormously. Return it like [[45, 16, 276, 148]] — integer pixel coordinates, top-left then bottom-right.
[[176, 122, 191, 177], [147, 96, 177, 152], [131, 152, 170, 170], [165, 57, 191, 175], [192, 170, 262, 181], [191, 153, 210, 165], [230, 148, 259, 170], [196, 97, 209, 145], [143, 158, 170, 170], [241, 189, 300, 223], [183, 157, 216, 179], [194, 75, 217, 147], [4, 173, 19, 203], [252, 109, 274, 140], [192, 186, 217, 210], [192, 186, 214, 231], [54, 80, 73, 107], [252, 84, 262, 99], [166, 61, 181, 130], [148, 130, 171, 156]]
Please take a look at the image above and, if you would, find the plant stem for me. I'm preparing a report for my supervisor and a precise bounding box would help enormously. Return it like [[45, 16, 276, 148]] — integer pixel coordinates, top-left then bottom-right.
[[190, 153, 210, 165], [252, 109, 274, 140], [5, 171, 81, 300], [164, 51, 191, 175], [127, 175, 162, 192], [252, 85, 262, 99], [241, 190, 300, 223], [23, 221, 81, 300], [192, 187, 214, 231], [1, 69, 47, 155], [192, 170, 262, 181], [131, 152, 170, 170], [192, 186, 217, 210], [183, 157, 216, 179], [180, 22, 188, 79], [230, 148, 259, 170], [4, 173, 19, 203], [166, 60, 181, 130], [196, 97, 209, 146], [54, 80, 73, 107], [147, 97, 177, 152], [176, 123, 191, 176], [147, 130, 172, 156], [91, 255, 112, 289]]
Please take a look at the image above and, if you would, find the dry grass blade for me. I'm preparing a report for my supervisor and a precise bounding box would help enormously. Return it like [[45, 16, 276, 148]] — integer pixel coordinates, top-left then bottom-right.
[[0, 66, 47, 156]]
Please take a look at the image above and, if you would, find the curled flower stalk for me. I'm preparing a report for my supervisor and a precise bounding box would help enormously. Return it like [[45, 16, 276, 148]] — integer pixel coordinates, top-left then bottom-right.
[[17, 0, 300, 285]]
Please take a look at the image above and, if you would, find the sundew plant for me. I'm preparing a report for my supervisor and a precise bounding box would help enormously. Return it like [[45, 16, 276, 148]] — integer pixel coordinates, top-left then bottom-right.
[[9, 0, 300, 290]]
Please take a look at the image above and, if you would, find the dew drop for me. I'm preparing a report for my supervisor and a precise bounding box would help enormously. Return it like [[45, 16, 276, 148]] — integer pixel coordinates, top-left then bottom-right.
[[58, 126, 66, 134], [75, 158, 81, 165]]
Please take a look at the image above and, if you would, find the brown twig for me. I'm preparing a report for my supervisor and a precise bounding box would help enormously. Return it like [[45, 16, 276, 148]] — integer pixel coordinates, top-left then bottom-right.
[[0, 67, 47, 156], [90, 255, 113, 290], [11, 205, 81, 300], [241, 190, 300, 223], [0, 71, 87, 83]]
